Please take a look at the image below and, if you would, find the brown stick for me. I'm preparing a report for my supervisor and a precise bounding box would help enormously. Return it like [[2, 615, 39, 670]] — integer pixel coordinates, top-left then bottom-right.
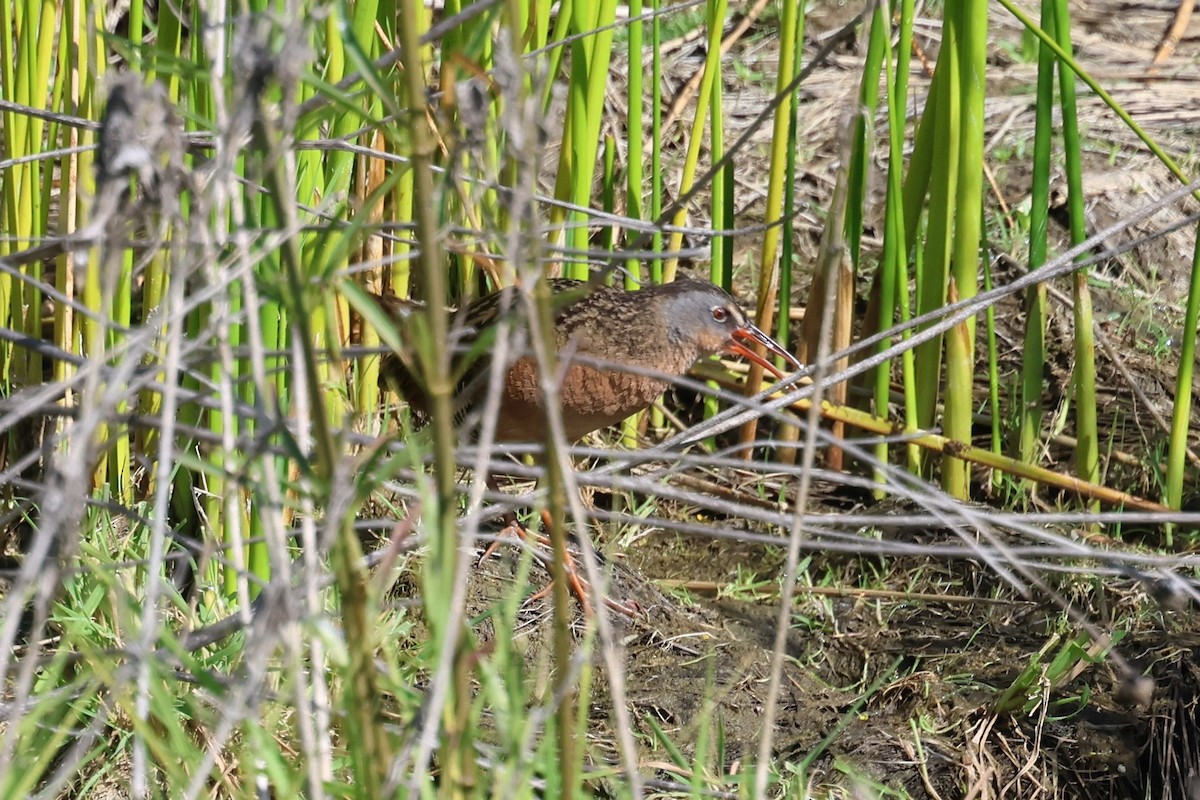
[[1151, 0, 1195, 70]]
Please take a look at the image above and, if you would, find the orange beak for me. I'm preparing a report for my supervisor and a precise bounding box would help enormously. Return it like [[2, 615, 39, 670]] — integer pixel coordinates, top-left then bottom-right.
[[727, 325, 802, 380]]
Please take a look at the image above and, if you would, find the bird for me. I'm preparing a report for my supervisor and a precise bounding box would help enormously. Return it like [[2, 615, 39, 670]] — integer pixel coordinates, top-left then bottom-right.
[[370, 277, 801, 614], [373, 277, 801, 443]]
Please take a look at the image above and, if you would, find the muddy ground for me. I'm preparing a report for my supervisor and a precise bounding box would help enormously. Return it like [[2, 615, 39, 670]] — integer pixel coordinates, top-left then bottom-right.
[[451, 505, 1196, 798]]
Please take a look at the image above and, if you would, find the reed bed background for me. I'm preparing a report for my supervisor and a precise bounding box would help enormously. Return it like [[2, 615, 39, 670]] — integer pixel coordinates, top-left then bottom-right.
[[1, 0, 1199, 797]]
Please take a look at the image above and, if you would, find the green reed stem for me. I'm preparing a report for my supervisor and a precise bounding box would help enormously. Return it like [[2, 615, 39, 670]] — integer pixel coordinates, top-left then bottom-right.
[[393, 0, 472, 789], [773, 0, 806, 465], [846, 7, 886, 272], [1164, 228, 1200, 523], [649, 0, 663, 284], [737, 0, 795, 451], [1019, 0, 1056, 489], [663, 0, 726, 282], [911, 35, 956, 447], [602, 135, 617, 257], [982, 257, 1002, 461], [705, 43, 727, 433], [554, 0, 618, 279], [941, 0, 987, 498], [1052, 0, 1099, 511], [625, 0, 646, 289], [874, 0, 915, 487]]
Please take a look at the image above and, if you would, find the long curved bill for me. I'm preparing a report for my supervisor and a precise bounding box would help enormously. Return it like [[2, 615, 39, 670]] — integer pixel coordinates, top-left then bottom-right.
[[727, 325, 803, 380]]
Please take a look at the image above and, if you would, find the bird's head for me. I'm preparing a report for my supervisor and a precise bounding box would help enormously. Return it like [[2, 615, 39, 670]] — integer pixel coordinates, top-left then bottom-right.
[[661, 281, 802, 379]]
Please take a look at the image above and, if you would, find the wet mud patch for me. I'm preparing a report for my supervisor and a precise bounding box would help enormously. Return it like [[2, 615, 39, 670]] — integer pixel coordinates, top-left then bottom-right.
[[413, 515, 1194, 798]]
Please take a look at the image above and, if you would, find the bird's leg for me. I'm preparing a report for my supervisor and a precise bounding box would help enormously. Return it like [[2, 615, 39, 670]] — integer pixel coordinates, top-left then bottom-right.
[[476, 509, 523, 566], [521, 510, 641, 617], [522, 510, 592, 615], [477, 476, 638, 617], [476, 472, 533, 565]]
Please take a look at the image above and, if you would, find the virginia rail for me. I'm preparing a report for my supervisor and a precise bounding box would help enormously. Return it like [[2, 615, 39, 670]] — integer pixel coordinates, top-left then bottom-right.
[[376, 277, 801, 439], [374, 277, 801, 611]]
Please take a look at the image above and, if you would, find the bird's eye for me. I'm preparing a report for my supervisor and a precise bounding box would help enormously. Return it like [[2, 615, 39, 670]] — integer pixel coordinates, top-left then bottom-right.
[[711, 306, 729, 323]]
